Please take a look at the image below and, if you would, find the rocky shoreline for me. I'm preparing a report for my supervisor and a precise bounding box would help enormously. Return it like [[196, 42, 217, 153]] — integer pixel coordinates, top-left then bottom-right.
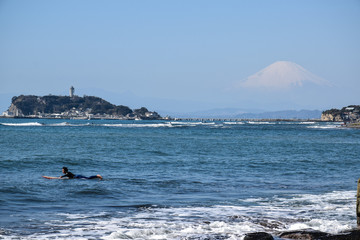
[[245, 229, 360, 240]]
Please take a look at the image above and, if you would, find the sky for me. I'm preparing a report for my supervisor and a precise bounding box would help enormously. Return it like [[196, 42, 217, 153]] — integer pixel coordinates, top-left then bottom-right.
[[1, 0, 359, 114]]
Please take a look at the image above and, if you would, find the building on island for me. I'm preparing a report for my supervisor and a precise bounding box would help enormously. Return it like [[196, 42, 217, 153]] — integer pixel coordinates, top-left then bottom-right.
[[2, 108, 19, 117], [70, 86, 75, 98], [342, 107, 360, 124]]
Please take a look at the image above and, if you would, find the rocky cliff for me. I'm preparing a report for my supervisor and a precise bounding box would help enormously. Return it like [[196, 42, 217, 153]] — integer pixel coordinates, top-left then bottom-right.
[[321, 113, 343, 122]]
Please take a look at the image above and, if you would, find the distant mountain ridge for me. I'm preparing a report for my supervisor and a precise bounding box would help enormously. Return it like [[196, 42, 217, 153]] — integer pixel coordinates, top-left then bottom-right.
[[235, 109, 322, 119], [165, 108, 322, 119]]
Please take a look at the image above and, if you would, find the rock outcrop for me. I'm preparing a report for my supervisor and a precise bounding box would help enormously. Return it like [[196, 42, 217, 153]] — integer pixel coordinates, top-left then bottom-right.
[[320, 113, 343, 122], [244, 229, 360, 240], [244, 232, 274, 240], [279, 229, 360, 240]]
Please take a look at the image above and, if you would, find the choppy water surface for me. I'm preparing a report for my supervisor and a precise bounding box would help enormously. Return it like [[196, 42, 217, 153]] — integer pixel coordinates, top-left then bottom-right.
[[0, 119, 359, 239]]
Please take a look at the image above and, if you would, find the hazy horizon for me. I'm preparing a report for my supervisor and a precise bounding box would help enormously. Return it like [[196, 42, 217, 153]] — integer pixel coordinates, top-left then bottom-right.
[[1, 1, 359, 114]]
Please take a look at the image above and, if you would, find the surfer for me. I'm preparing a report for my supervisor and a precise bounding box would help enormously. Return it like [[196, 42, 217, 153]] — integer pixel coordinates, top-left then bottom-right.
[[61, 167, 102, 180]]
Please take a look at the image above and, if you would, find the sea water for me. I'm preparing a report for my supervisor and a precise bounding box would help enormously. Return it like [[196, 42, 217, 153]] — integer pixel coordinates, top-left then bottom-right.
[[0, 119, 359, 239]]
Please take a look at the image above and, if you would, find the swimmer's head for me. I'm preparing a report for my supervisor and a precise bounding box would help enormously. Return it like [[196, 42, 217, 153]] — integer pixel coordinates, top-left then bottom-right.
[[62, 167, 68, 173]]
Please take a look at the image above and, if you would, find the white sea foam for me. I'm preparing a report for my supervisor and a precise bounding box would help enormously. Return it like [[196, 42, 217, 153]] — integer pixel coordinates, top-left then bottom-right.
[[100, 122, 218, 128], [0, 121, 91, 127], [5, 191, 355, 240], [0, 121, 219, 128], [299, 121, 316, 124], [307, 124, 343, 129], [47, 122, 71, 126], [1, 120, 347, 130], [0, 120, 348, 129], [0, 122, 43, 126], [247, 121, 274, 125], [224, 122, 245, 125], [102, 123, 174, 128], [171, 121, 216, 126]]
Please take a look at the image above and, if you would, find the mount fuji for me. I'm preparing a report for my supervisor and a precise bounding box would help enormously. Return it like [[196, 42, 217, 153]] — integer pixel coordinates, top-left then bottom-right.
[[239, 61, 331, 89]]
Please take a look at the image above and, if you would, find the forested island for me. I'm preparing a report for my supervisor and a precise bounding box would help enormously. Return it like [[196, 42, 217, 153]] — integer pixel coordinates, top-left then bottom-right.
[[2, 94, 164, 120]]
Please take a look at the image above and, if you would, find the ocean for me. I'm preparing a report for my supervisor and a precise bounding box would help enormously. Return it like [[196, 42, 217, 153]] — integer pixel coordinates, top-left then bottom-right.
[[0, 118, 359, 239]]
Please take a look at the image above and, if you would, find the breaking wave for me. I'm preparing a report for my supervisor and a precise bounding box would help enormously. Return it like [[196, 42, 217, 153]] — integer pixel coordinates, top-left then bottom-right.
[[307, 124, 343, 129], [0, 120, 347, 130], [102, 123, 173, 128], [4, 191, 354, 240], [0, 122, 44, 126]]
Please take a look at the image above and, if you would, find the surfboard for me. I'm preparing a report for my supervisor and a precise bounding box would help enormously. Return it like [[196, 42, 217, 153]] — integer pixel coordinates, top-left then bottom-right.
[[42, 176, 65, 179]]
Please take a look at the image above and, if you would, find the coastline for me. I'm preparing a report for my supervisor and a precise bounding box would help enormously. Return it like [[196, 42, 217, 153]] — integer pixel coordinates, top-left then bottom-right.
[[0, 115, 170, 121], [0, 115, 333, 122]]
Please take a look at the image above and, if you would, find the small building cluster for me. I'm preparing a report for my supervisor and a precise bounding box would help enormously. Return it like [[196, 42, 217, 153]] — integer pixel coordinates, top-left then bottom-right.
[[342, 107, 360, 124], [2, 105, 161, 120]]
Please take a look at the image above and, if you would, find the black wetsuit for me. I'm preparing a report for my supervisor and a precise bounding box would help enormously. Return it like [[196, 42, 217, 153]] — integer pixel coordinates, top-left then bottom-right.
[[61, 171, 75, 179], [61, 171, 98, 179]]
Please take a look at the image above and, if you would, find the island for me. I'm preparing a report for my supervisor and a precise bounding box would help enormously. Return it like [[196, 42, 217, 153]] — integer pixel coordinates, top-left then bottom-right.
[[2, 88, 165, 120]]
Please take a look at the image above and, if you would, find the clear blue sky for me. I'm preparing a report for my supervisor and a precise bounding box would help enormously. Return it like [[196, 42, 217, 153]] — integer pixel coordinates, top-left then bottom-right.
[[1, 0, 359, 113]]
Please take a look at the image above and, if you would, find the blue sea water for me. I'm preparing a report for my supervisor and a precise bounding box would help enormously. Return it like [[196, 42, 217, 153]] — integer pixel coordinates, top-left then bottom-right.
[[0, 119, 359, 239]]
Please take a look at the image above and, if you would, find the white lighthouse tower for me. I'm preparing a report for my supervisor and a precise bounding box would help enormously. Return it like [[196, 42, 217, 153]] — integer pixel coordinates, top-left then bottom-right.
[[70, 86, 75, 98]]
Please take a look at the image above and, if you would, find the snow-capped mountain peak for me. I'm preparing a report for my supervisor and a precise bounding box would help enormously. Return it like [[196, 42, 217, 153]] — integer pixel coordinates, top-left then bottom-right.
[[239, 61, 330, 89]]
